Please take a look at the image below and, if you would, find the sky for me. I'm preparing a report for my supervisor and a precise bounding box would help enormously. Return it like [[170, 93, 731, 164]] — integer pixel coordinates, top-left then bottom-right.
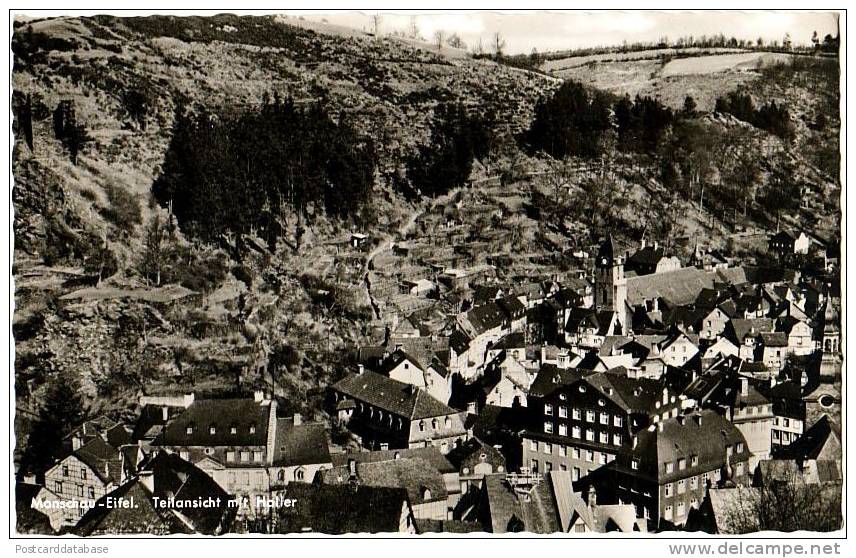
[[293, 11, 840, 55]]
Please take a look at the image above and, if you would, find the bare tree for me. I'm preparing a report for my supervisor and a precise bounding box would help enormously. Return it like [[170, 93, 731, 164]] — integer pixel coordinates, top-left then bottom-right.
[[720, 473, 842, 533], [433, 30, 446, 52], [492, 32, 506, 57], [447, 32, 466, 50]]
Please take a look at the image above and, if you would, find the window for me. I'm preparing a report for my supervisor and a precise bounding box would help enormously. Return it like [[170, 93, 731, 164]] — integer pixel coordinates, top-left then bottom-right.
[[678, 458, 686, 470], [599, 452, 607, 465], [249, 424, 256, 434], [573, 408, 582, 420], [691, 498, 699, 509], [666, 462, 674, 474], [55, 481, 62, 494], [80, 469, 87, 480], [432, 419, 439, 430], [559, 393, 567, 401], [544, 421, 554, 434], [572, 426, 581, 439], [600, 412, 609, 425], [691, 455, 699, 467], [599, 432, 608, 444], [736, 442, 744, 453], [230, 425, 237, 434], [632, 459, 639, 470], [559, 406, 568, 418], [558, 424, 567, 436], [572, 448, 580, 459], [419, 421, 426, 432], [544, 443, 553, 455], [531, 459, 539, 473], [62, 466, 69, 477], [735, 462, 744, 476], [665, 505, 673, 521], [614, 416, 623, 427], [253, 451, 263, 462], [573, 467, 581, 481], [545, 404, 553, 416], [209, 425, 217, 435], [240, 451, 250, 462], [677, 479, 686, 494], [783, 418, 790, 428], [545, 462, 553, 472], [226, 451, 236, 462], [445, 417, 452, 428], [88, 487, 95, 499], [586, 429, 595, 441], [677, 502, 686, 517], [665, 483, 673, 497], [530, 439, 538, 452], [586, 450, 594, 462], [613, 434, 622, 446], [690, 476, 698, 490], [586, 410, 595, 422], [559, 445, 567, 457], [77, 485, 84, 497], [295, 468, 305, 481], [186, 425, 194, 435]]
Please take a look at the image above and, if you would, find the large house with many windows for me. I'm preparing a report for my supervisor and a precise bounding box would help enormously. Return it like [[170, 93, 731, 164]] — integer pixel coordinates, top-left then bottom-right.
[[521, 365, 685, 482]]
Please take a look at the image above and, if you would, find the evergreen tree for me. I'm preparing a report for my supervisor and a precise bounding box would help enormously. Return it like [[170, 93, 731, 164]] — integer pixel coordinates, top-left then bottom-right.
[[20, 374, 86, 477]]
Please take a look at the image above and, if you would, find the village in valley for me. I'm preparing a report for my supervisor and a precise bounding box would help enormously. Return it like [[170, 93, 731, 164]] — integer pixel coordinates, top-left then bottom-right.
[[11, 12, 842, 536]]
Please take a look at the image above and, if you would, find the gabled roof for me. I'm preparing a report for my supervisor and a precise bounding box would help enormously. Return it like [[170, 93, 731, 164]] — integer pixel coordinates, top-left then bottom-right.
[[629, 410, 752, 484], [331, 447, 456, 474], [271, 417, 331, 467], [626, 267, 716, 306], [549, 470, 595, 532], [72, 437, 123, 485], [775, 415, 841, 462], [449, 328, 471, 354], [75, 451, 234, 536], [332, 370, 459, 420], [464, 302, 507, 335], [155, 398, 271, 447], [319, 457, 447, 505], [275, 482, 410, 534]]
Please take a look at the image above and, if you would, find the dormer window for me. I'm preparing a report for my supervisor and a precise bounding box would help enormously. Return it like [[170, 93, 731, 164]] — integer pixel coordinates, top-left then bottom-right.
[[249, 424, 256, 434], [186, 425, 194, 435], [209, 425, 217, 435], [419, 421, 426, 432], [230, 425, 237, 434]]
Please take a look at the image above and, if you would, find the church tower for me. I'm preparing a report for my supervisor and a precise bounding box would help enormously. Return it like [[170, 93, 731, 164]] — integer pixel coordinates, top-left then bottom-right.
[[594, 236, 627, 331]]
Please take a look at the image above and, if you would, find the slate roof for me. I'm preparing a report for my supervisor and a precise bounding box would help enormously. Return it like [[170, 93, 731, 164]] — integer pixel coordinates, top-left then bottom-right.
[[628, 410, 752, 484], [775, 415, 841, 462], [155, 398, 271, 447], [73, 437, 123, 485], [75, 451, 234, 536], [332, 370, 459, 420], [274, 482, 410, 534], [271, 417, 331, 467], [331, 447, 456, 474], [449, 329, 471, 354], [465, 302, 507, 334], [760, 332, 788, 347], [728, 318, 775, 343], [319, 457, 448, 505], [626, 267, 716, 306], [481, 474, 561, 533]]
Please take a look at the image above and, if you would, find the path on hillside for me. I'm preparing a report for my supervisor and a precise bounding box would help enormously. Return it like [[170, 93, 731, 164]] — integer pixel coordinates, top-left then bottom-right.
[[360, 186, 467, 322]]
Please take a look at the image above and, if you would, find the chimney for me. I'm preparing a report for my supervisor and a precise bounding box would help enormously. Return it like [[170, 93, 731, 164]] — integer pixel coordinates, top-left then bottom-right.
[[740, 377, 749, 397], [357, 364, 365, 375], [587, 486, 598, 509], [293, 413, 302, 426]]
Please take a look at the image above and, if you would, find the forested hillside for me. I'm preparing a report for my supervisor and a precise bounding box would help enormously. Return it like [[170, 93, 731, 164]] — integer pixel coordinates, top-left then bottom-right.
[[11, 14, 840, 475]]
